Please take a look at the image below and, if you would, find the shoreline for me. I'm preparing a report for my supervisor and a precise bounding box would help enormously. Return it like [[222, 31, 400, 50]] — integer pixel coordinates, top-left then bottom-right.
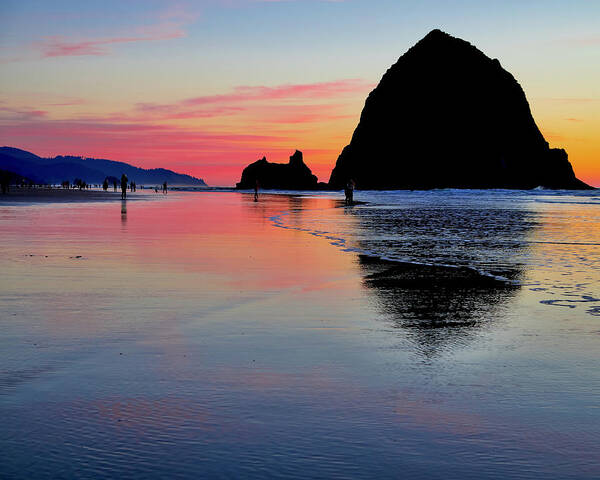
[[0, 186, 353, 207], [0, 187, 163, 204]]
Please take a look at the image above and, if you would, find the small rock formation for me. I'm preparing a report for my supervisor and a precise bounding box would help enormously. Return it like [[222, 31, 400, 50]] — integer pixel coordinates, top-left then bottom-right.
[[328, 29, 592, 190], [236, 150, 318, 190]]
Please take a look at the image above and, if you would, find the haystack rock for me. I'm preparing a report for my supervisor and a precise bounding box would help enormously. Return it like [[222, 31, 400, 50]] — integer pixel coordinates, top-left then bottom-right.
[[328, 29, 592, 190], [236, 150, 318, 189]]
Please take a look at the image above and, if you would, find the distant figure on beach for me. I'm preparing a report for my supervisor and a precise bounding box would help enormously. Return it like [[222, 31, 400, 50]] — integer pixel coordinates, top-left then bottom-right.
[[121, 174, 128, 199], [163, 181, 167, 194], [1, 171, 10, 194], [345, 179, 355, 205], [254, 179, 259, 201], [113, 180, 117, 192]]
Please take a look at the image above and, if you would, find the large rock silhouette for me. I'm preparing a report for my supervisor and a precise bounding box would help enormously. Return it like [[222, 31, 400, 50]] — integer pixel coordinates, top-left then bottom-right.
[[329, 29, 591, 190], [236, 150, 318, 190]]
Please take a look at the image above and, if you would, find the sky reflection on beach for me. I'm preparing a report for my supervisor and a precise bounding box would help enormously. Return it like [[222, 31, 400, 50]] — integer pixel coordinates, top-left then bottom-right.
[[1, 191, 599, 479]]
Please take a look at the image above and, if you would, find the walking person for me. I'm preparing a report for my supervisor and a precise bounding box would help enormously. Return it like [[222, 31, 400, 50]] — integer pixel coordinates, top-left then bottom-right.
[[121, 173, 128, 199]]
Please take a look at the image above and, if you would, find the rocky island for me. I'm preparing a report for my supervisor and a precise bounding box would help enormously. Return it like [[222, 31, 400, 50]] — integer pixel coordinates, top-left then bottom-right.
[[236, 150, 319, 190], [328, 29, 591, 190]]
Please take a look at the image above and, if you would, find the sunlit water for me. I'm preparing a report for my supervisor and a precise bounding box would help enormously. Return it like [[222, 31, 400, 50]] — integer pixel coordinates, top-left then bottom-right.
[[1, 190, 599, 479]]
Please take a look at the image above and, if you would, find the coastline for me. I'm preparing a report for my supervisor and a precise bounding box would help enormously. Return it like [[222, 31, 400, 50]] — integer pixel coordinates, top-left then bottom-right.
[[0, 187, 162, 204]]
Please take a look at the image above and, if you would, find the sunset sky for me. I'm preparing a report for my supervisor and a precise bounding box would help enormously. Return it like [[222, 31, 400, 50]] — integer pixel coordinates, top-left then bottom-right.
[[1, 0, 598, 186]]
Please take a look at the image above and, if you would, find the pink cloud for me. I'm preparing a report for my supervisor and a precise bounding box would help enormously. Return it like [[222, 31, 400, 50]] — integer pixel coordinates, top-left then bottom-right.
[[122, 79, 371, 122], [34, 5, 198, 58], [248, 103, 354, 124], [184, 79, 374, 105], [129, 101, 352, 124], [0, 107, 48, 121], [38, 30, 185, 58], [130, 103, 245, 120]]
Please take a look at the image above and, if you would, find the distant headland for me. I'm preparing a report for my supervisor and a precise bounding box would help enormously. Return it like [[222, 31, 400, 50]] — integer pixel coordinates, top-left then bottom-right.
[[238, 29, 592, 191], [0, 147, 207, 187]]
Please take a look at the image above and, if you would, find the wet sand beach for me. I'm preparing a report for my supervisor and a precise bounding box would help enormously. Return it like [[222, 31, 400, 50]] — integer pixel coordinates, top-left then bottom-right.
[[0, 187, 157, 204], [1, 190, 599, 479]]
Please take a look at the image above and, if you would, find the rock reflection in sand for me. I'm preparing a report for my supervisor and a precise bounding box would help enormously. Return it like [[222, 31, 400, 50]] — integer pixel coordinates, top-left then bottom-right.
[[359, 255, 520, 358]]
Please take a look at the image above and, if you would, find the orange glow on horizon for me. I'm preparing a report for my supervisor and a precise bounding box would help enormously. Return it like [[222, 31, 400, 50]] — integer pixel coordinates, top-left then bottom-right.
[[1, 83, 597, 187]]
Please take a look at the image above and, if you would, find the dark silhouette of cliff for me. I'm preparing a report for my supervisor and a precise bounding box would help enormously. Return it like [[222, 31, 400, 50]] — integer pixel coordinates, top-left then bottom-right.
[[329, 29, 592, 190], [236, 150, 318, 190], [0, 147, 207, 186]]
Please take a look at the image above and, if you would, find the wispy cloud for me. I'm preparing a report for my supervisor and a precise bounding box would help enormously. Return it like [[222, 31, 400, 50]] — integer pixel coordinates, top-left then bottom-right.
[[46, 98, 86, 107], [127, 79, 372, 122], [184, 79, 373, 105], [31, 4, 198, 58], [0, 107, 48, 121], [38, 26, 185, 58], [246, 103, 353, 124], [130, 103, 245, 120]]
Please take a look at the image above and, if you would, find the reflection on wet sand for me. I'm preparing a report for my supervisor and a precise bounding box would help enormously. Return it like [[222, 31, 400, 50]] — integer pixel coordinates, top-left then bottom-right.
[[359, 255, 521, 358], [351, 206, 537, 358], [2, 191, 599, 479], [273, 194, 538, 357], [121, 199, 127, 224]]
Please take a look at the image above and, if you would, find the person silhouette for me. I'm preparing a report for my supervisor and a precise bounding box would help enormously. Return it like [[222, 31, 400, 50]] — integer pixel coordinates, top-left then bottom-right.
[[254, 179, 259, 201], [163, 181, 167, 194], [1, 171, 10, 194], [121, 174, 128, 199], [345, 179, 355, 205]]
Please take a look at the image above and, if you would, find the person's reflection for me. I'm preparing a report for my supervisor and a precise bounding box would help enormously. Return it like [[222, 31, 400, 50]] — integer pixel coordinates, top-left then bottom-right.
[[121, 199, 127, 224]]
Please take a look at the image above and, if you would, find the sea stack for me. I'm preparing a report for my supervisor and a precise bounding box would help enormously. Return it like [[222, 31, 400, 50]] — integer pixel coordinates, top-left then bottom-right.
[[328, 29, 591, 190], [236, 150, 318, 190]]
